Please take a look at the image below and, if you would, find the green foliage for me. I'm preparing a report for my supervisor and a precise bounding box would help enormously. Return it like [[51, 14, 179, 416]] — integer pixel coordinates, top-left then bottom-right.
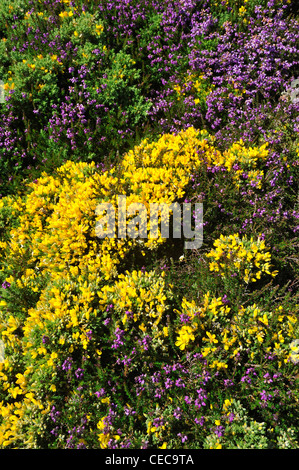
[[0, 0, 298, 450]]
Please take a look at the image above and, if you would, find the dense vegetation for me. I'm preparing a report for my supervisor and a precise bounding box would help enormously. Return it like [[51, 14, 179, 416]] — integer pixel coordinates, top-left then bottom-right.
[[0, 0, 298, 449]]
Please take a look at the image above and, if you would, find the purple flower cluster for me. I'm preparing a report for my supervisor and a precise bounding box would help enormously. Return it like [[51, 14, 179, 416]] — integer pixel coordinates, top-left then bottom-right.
[[1, 0, 298, 197], [147, 2, 299, 146], [112, 327, 125, 349], [0, 0, 298, 450], [1, 281, 10, 289], [241, 367, 258, 385], [66, 416, 88, 449], [62, 357, 73, 372], [259, 390, 273, 408]]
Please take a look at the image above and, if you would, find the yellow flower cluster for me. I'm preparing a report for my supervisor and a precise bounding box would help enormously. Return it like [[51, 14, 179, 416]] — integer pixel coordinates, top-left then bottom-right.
[[206, 233, 278, 283], [173, 72, 214, 105], [4, 161, 123, 287], [97, 416, 120, 449], [0, 389, 48, 447], [210, 140, 269, 188], [98, 269, 171, 344], [175, 324, 196, 350], [59, 10, 74, 19], [0, 315, 21, 353], [0, 126, 292, 447], [175, 294, 231, 367], [0, 348, 50, 447], [120, 126, 217, 248], [238, 6, 247, 16], [121, 126, 211, 200], [230, 304, 297, 363], [222, 140, 269, 168], [174, 295, 297, 367], [95, 24, 104, 36], [3, 81, 15, 92]]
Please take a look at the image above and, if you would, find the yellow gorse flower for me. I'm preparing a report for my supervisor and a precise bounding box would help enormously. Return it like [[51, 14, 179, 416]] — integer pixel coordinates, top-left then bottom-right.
[[97, 416, 120, 449], [173, 71, 214, 104], [98, 269, 171, 343], [0, 125, 296, 448], [175, 325, 196, 350], [206, 233, 278, 283]]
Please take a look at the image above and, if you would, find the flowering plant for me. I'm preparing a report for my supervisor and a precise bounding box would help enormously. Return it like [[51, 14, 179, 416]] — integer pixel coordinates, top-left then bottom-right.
[[0, 0, 298, 450]]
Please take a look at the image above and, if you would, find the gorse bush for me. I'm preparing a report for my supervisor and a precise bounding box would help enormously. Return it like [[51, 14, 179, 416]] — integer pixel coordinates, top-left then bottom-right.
[[0, 127, 298, 448], [1, 0, 298, 195], [0, 0, 298, 449]]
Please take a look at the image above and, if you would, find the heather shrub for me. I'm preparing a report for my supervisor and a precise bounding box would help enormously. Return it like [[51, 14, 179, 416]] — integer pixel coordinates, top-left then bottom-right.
[[0, 0, 298, 450], [1, 125, 298, 448]]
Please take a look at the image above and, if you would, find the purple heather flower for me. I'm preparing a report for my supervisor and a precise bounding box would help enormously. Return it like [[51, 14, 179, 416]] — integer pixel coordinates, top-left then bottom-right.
[[86, 330, 92, 340], [214, 425, 225, 438], [164, 378, 173, 389], [180, 313, 191, 323], [184, 395, 192, 404], [112, 327, 125, 349], [75, 368, 84, 380], [175, 378, 186, 388], [95, 388, 106, 398], [195, 416, 205, 426], [42, 335, 49, 344], [177, 433, 188, 443], [173, 407, 182, 419], [1, 281, 10, 289], [62, 357, 73, 371], [221, 295, 229, 304], [124, 406, 136, 416]]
